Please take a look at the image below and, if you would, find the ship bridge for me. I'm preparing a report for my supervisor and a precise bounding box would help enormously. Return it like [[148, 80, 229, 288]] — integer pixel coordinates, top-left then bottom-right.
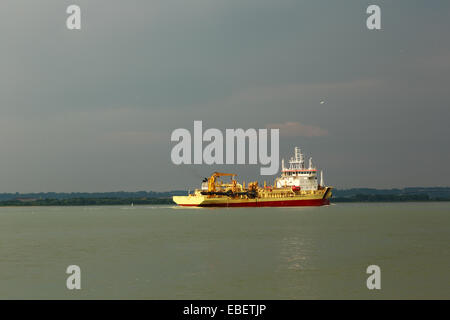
[[276, 147, 324, 190]]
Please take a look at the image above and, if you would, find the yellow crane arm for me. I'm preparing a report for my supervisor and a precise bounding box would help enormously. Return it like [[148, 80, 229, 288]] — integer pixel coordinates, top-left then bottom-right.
[[208, 172, 236, 192], [212, 172, 236, 178]]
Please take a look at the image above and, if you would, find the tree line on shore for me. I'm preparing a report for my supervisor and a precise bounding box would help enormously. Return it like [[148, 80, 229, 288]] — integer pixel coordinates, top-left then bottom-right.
[[0, 187, 449, 206], [0, 197, 174, 206]]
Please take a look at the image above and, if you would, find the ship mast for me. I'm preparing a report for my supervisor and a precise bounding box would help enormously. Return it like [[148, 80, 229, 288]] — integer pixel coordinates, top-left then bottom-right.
[[290, 147, 305, 170]]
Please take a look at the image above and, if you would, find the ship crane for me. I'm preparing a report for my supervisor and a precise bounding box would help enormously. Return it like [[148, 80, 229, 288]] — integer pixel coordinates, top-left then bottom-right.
[[207, 172, 236, 192]]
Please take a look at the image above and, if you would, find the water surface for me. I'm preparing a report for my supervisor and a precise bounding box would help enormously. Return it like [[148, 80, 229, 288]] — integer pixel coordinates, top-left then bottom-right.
[[1, 203, 449, 299]]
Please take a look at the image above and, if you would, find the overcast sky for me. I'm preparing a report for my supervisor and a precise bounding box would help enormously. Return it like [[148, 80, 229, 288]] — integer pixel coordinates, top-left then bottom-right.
[[1, 0, 449, 192]]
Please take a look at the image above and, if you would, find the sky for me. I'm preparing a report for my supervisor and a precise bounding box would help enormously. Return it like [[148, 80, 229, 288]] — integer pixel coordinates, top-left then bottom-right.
[[1, 0, 449, 192]]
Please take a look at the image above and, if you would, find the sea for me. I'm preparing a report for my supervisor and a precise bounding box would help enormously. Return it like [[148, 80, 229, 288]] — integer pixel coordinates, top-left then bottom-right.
[[1, 202, 449, 299]]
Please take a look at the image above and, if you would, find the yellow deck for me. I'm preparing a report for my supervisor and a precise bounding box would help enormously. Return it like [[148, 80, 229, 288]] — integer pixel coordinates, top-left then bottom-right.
[[173, 187, 332, 206]]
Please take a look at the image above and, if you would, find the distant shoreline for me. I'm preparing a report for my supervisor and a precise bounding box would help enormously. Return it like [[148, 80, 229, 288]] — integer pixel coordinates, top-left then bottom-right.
[[0, 198, 174, 207], [0, 197, 449, 207], [1, 187, 449, 206]]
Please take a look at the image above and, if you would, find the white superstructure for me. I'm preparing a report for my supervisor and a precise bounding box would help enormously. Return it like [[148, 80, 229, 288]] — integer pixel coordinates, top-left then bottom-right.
[[275, 147, 324, 191]]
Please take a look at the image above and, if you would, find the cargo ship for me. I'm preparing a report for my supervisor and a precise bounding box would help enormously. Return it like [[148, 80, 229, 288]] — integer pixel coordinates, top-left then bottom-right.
[[173, 147, 332, 207]]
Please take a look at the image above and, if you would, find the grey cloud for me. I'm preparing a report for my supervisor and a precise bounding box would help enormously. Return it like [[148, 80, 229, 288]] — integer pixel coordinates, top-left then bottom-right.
[[1, 0, 450, 191]]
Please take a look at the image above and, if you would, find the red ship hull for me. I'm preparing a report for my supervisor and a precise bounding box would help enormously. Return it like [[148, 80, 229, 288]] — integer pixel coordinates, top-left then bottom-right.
[[178, 198, 330, 207]]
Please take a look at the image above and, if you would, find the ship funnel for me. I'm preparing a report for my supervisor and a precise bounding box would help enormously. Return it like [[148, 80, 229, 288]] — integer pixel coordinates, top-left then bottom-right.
[[320, 170, 324, 186]]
